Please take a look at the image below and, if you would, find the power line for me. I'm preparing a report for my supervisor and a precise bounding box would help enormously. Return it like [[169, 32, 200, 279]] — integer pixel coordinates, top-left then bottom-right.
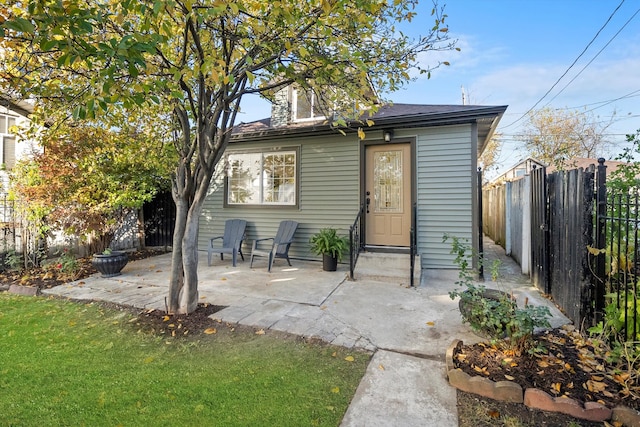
[[564, 89, 640, 110], [542, 6, 640, 109], [501, 0, 626, 129]]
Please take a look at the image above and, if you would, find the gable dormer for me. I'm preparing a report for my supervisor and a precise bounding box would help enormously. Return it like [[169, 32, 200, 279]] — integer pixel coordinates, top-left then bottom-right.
[[269, 81, 378, 129], [271, 85, 328, 128]]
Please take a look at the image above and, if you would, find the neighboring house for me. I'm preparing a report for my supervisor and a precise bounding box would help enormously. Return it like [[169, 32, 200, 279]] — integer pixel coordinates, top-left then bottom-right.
[[0, 98, 38, 192], [200, 86, 507, 276], [546, 157, 627, 178], [489, 157, 546, 186], [0, 98, 39, 229]]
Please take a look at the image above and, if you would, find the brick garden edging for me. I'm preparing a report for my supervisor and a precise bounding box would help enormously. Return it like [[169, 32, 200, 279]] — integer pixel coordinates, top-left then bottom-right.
[[446, 339, 640, 425]]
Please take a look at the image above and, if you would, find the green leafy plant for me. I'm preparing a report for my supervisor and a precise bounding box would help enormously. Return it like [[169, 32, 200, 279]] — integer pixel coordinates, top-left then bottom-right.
[[3, 249, 23, 272], [309, 228, 348, 262], [57, 248, 80, 276], [444, 234, 551, 354], [589, 291, 640, 342]]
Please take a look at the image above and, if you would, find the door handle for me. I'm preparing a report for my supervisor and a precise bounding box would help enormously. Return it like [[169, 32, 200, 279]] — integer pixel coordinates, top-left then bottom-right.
[[366, 192, 371, 213]]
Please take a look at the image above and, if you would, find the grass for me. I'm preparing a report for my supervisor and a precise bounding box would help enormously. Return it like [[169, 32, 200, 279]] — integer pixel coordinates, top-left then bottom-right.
[[0, 294, 370, 426]]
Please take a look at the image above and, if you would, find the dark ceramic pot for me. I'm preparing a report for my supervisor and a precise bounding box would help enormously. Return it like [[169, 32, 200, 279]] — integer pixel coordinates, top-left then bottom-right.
[[92, 251, 129, 277], [322, 253, 338, 271]]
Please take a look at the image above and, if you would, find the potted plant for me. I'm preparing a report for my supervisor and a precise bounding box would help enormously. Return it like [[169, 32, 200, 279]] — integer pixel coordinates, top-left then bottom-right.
[[92, 248, 129, 277], [310, 228, 348, 271]]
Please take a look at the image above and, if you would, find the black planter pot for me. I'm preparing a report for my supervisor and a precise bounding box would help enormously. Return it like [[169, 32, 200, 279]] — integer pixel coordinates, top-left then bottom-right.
[[322, 253, 338, 271], [92, 251, 129, 277]]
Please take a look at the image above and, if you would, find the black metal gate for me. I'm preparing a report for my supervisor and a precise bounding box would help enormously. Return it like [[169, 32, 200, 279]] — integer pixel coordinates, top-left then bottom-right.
[[530, 165, 550, 293], [143, 192, 175, 247]]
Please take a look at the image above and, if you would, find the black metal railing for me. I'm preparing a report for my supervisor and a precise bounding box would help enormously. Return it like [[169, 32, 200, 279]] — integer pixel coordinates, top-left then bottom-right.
[[596, 187, 640, 342], [349, 204, 365, 280], [409, 202, 417, 286]]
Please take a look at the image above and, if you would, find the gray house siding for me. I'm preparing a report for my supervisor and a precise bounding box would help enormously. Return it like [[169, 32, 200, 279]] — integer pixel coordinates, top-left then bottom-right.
[[199, 134, 361, 261], [412, 124, 475, 270]]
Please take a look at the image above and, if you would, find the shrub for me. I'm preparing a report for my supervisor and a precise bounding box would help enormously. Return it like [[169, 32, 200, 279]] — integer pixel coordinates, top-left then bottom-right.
[[444, 234, 551, 354]]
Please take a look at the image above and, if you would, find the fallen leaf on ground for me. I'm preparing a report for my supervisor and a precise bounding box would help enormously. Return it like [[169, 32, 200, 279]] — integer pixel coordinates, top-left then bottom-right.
[[204, 328, 217, 334]]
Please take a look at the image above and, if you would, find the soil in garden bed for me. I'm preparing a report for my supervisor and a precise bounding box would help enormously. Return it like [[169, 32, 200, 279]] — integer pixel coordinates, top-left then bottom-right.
[[453, 325, 640, 413], [0, 248, 169, 289]]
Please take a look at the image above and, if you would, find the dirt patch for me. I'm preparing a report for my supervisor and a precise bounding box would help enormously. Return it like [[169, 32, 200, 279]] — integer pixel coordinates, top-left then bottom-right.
[[457, 389, 604, 427], [455, 325, 640, 426]]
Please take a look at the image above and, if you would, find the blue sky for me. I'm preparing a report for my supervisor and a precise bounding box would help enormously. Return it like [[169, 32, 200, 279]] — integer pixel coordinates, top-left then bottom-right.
[[236, 1, 640, 176]]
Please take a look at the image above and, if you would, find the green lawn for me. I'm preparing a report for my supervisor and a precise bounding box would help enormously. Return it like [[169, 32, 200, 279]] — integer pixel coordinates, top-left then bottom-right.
[[0, 294, 370, 426]]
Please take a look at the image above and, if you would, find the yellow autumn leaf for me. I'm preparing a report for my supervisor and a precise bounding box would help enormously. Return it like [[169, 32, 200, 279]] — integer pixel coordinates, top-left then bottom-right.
[[426, 321, 435, 326], [204, 328, 217, 335], [551, 383, 561, 394], [344, 356, 355, 362], [614, 373, 630, 383], [587, 245, 606, 256], [586, 380, 607, 393], [357, 128, 366, 140], [331, 351, 337, 357], [255, 329, 265, 335], [143, 356, 154, 364], [504, 375, 515, 381], [331, 387, 340, 394], [537, 360, 550, 368], [163, 315, 170, 322]]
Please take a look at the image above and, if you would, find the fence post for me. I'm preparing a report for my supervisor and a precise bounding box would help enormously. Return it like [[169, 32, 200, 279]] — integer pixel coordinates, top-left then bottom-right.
[[477, 167, 484, 280], [594, 158, 607, 325]]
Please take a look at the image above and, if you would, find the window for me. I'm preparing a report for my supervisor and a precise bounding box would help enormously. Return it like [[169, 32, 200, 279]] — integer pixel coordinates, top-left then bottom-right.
[[0, 114, 17, 169], [292, 87, 326, 121], [227, 150, 297, 206]]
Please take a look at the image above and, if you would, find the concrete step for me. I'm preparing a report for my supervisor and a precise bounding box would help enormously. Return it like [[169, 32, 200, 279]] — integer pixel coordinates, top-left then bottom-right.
[[353, 252, 421, 284]]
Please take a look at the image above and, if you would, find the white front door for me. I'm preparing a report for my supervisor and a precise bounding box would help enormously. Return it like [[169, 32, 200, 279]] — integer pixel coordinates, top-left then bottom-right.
[[365, 143, 412, 246]]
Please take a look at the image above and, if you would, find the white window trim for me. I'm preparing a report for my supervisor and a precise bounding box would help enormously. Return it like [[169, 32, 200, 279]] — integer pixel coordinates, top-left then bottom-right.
[[292, 88, 326, 122], [226, 149, 298, 207]]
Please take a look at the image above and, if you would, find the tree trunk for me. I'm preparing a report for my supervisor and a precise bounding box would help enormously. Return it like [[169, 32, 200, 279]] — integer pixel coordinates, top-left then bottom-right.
[[178, 202, 201, 314], [168, 180, 208, 314], [168, 197, 188, 313]]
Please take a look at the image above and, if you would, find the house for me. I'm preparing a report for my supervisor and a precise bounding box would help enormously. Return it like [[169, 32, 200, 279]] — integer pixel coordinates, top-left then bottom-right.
[[545, 157, 627, 177], [199, 87, 507, 277], [0, 97, 38, 191], [489, 157, 546, 186]]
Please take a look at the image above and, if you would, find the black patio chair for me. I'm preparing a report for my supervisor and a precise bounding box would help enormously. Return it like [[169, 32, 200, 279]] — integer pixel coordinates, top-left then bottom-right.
[[250, 220, 299, 272], [207, 219, 247, 267]]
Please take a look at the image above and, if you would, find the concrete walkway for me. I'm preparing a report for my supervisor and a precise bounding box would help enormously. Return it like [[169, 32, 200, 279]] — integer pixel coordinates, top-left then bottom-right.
[[42, 239, 570, 426]]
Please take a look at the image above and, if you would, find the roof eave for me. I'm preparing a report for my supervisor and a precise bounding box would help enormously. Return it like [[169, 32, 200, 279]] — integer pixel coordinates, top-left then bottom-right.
[[231, 105, 508, 143]]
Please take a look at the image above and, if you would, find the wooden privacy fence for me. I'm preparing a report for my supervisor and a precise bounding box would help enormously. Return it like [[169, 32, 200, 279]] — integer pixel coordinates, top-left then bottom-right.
[[483, 161, 604, 328], [546, 167, 595, 326]]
